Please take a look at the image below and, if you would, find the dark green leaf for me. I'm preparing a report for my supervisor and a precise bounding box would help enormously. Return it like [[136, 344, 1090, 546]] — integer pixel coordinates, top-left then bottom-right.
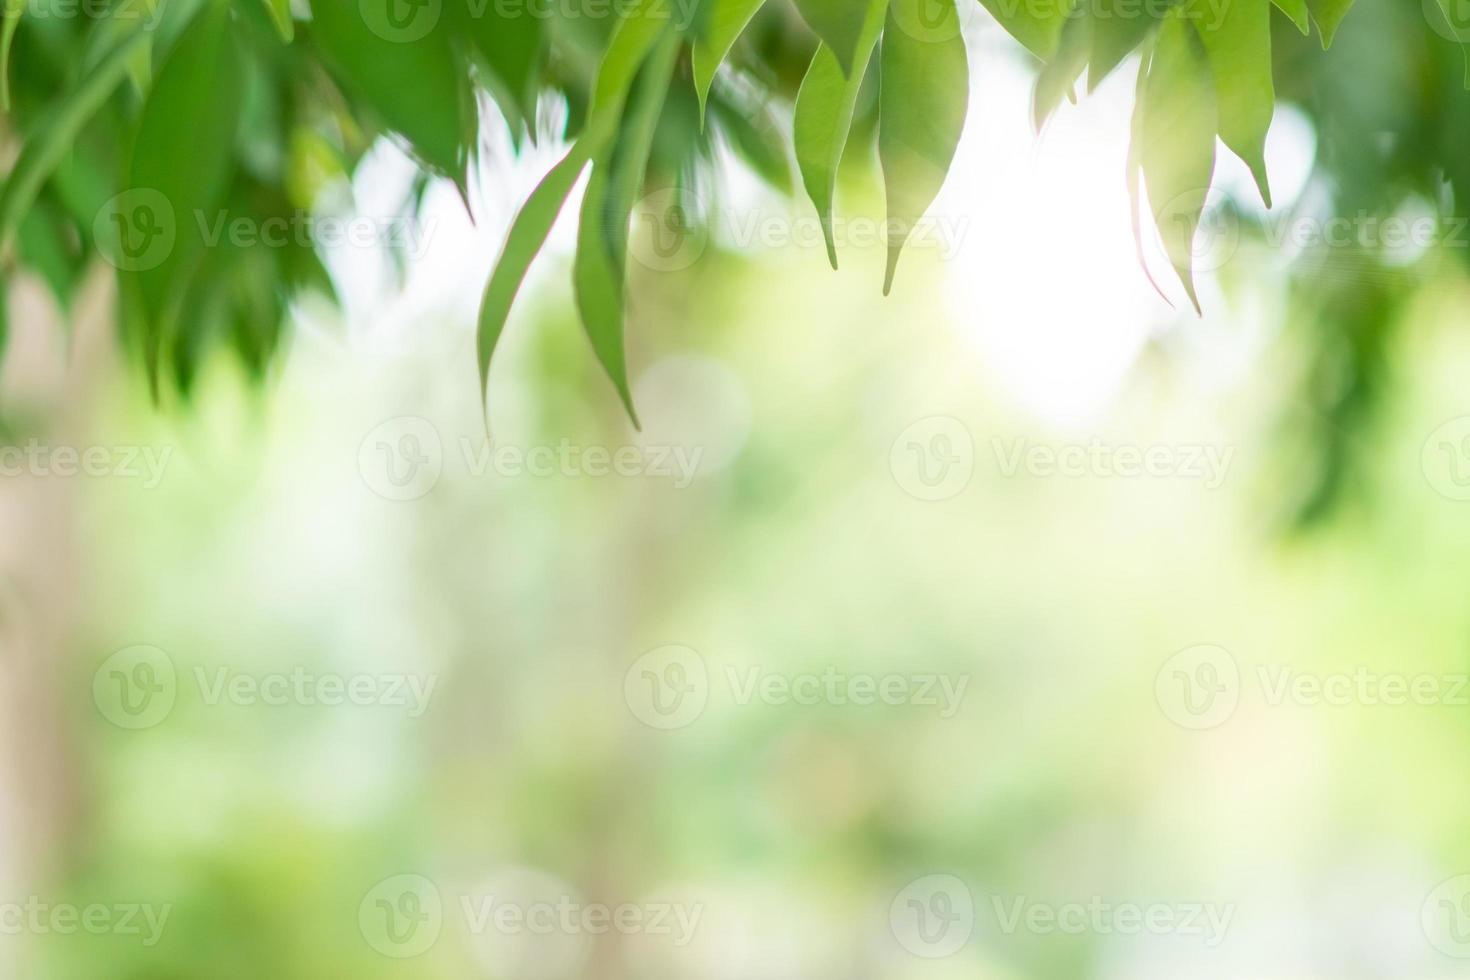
[[978, 0, 1070, 59], [1, 0, 22, 110], [452, 0, 544, 134], [1271, 0, 1309, 35], [879, 0, 968, 293]]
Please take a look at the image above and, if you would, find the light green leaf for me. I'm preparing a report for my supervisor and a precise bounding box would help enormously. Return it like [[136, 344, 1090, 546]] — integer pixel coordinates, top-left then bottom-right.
[[692, 0, 768, 122], [1271, 0, 1309, 35], [978, 0, 1070, 59], [574, 32, 679, 424], [1138, 10, 1215, 312], [1127, 46, 1170, 304], [793, 0, 886, 268], [126, 0, 244, 387], [1191, 0, 1273, 205], [1, 0, 21, 110], [310, 0, 473, 190], [1305, 0, 1352, 47], [477, 0, 671, 404], [1035, 8, 1088, 128], [1089, 0, 1169, 91], [793, 0, 869, 75], [0, 28, 149, 250], [879, 0, 967, 293]]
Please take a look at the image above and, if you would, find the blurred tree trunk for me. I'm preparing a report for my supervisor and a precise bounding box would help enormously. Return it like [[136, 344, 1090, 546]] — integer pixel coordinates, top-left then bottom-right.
[[0, 264, 114, 973]]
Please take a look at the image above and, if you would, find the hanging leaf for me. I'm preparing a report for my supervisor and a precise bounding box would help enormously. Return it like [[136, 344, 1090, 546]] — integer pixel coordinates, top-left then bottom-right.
[[1090, 0, 1168, 91], [1191, 0, 1273, 205], [1126, 45, 1171, 304], [1138, 10, 1216, 312], [1, 0, 22, 110], [125, 0, 244, 388], [0, 28, 149, 249], [692, 0, 768, 122], [1305, 0, 1352, 47], [978, 0, 1070, 59], [1271, 0, 1309, 35], [261, 0, 294, 42], [310, 0, 472, 190], [451, 0, 544, 135], [1035, 9, 1089, 128], [793, 0, 886, 268], [574, 32, 679, 424], [477, 0, 671, 404], [1430, 0, 1470, 87], [792, 0, 871, 75], [879, 0, 967, 293]]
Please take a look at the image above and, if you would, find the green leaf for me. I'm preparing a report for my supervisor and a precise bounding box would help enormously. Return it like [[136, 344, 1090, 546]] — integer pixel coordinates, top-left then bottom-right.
[[793, 0, 870, 75], [261, 0, 294, 42], [1035, 8, 1088, 128], [1138, 10, 1215, 312], [1191, 0, 1273, 205], [125, 0, 244, 388], [0, 28, 149, 251], [1429, 0, 1470, 87], [978, 0, 1070, 59], [1, 0, 22, 110], [574, 33, 679, 424], [1271, 0, 1309, 35], [452, 0, 544, 134], [692, 0, 768, 122], [1305, 0, 1352, 47], [477, 0, 672, 405], [310, 0, 473, 189], [879, 0, 967, 293], [1089, 0, 1169, 91], [792, 0, 886, 268]]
